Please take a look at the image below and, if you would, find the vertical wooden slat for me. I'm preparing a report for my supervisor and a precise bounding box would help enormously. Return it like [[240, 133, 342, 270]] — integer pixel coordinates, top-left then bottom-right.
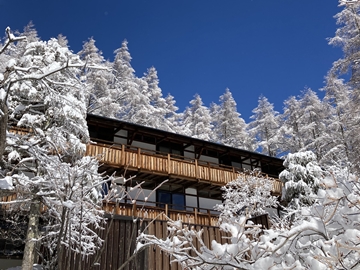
[[162, 221, 169, 268], [194, 207, 198, 224], [167, 154, 171, 174], [121, 144, 125, 165], [118, 220, 126, 268], [125, 220, 133, 270], [112, 220, 120, 269], [155, 221, 163, 270], [148, 222, 155, 270], [195, 159, 198, 179], [137, 148, 141, 169]]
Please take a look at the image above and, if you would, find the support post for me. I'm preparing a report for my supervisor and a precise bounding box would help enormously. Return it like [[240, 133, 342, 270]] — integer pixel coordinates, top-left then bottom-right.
[[167, 154, 171, 174], [121, 144, 125, 165], [137, 148, 141, 168]]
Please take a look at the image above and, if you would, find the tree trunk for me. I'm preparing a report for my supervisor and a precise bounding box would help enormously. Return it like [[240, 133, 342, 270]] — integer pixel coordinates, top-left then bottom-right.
[[0, 102, 8, 166], [22, 197, 40, 270]]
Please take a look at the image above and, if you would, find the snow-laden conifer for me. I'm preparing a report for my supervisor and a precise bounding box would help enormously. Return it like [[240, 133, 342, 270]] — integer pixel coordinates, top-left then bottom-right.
[[78, 37, 120, 118], [213, 88, 254, 150], [280, 151, 323, 207], [181, 94, 213, 141], [143, 67, 175, 131], [326, 0, 360, 172], [113, 41, 154, 124], [297, 89, 328, 160], [248, 95, 280, 157]]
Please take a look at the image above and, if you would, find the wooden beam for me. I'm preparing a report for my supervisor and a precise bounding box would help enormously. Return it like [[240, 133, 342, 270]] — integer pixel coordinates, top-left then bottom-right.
[[155, 136, 168, 145], [195, 146, 204, 159]]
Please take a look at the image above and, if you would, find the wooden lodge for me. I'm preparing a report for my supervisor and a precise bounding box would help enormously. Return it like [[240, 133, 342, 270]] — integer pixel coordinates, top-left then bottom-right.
[[1, 114, 285, 269], [86, 114, 284, 222]]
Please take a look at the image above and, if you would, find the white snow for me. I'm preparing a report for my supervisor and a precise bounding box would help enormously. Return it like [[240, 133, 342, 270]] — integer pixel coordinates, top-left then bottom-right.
[[0, 176, 13, 190]]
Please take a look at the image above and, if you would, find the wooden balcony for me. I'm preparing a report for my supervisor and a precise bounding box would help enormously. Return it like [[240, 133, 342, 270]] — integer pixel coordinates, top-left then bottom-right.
[[86, 143, 283, 195], [8, 127, 282, 195], [104, 201, 220, 226], [0, 193, 218, 226]]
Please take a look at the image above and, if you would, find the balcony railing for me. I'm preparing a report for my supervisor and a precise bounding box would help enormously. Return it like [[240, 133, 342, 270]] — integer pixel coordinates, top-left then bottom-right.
[[86, 143, 283, 195], [103, 200, 220, 226], [0, 194, 219, 226], [8, 128, 282, 195]]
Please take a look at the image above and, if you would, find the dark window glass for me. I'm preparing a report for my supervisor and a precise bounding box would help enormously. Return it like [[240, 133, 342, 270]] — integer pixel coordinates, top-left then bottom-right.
[[157, 190, 185, 210], [157, 142, 183, 156], [172, 193, 185, 211], [88, 125, 113, 141], [158, 190, 171, 208]]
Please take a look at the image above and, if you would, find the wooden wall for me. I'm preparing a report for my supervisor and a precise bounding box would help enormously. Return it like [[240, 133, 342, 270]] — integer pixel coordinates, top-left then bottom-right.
[[62, 216, 229, 270]]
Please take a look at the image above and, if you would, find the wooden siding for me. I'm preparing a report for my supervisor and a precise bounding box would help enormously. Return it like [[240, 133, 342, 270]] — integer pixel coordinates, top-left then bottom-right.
[[60, 217, 230, 270], [87, 143, 283, 195]]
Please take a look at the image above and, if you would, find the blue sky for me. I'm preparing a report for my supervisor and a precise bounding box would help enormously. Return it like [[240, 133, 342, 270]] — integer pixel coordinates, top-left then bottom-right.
[[0, 0, 342, 120]]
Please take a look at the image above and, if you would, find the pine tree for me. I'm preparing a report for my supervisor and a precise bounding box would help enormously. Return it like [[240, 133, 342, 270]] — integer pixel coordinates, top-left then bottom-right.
[[249, 95, 280, 156], [209, 102, 221, 143], [164, 93, 180, 132], [280, 151, 323, 208], [278, 96, 303, 155], [181, 94, 213, 141], [113, 40, 153, 123], [323, 76, 353, 166], [78, 38, 119, 118], [297, 89, 328, 161], [56, 34, 68, 47], [144, 67, 174, 131], [213, 88, 254, 150], [326, 0, 360, 172]]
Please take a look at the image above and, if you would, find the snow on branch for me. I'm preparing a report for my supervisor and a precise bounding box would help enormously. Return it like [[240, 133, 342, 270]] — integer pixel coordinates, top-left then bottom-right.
[[137, 164, 360, 269], [0, 27, 26, 55]]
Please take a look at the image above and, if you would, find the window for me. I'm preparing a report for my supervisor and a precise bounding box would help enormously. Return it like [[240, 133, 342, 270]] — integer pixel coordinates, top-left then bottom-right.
[[157, 190, 185, 210], [88, 124, 114, 141], [157, 142, 183, 157]]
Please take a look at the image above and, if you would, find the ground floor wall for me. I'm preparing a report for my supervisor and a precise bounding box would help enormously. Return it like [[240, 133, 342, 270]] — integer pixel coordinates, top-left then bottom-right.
[[62, 216, 228, 270], [0, 258, 22, 270]]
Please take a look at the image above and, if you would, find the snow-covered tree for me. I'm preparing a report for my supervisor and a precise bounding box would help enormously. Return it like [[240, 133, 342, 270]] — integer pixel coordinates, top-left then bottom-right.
[[325, 0, 360, 172], [278, 96, 303, 155], [322, 76, 353, 166], [213, 88, 254, 150], [143, 67, 174, 131], [215, 171, 278, 220], [0, 27, 111, 269], [138, 162, 360, 270], [249, 95, 280, 157], [329, 0, 360, 94], [113, 40, 154, 124], [56, 34, 68, 48], [78, 37, 120, 118], [181, 94, 213, 141], [297, 89, 328, 160], [164, 93, 180, 132], [280, 151, 323, 208]]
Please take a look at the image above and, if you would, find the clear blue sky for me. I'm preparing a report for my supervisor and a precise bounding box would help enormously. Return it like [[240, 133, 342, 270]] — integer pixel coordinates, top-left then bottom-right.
[[0, 0, 342, 120]]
